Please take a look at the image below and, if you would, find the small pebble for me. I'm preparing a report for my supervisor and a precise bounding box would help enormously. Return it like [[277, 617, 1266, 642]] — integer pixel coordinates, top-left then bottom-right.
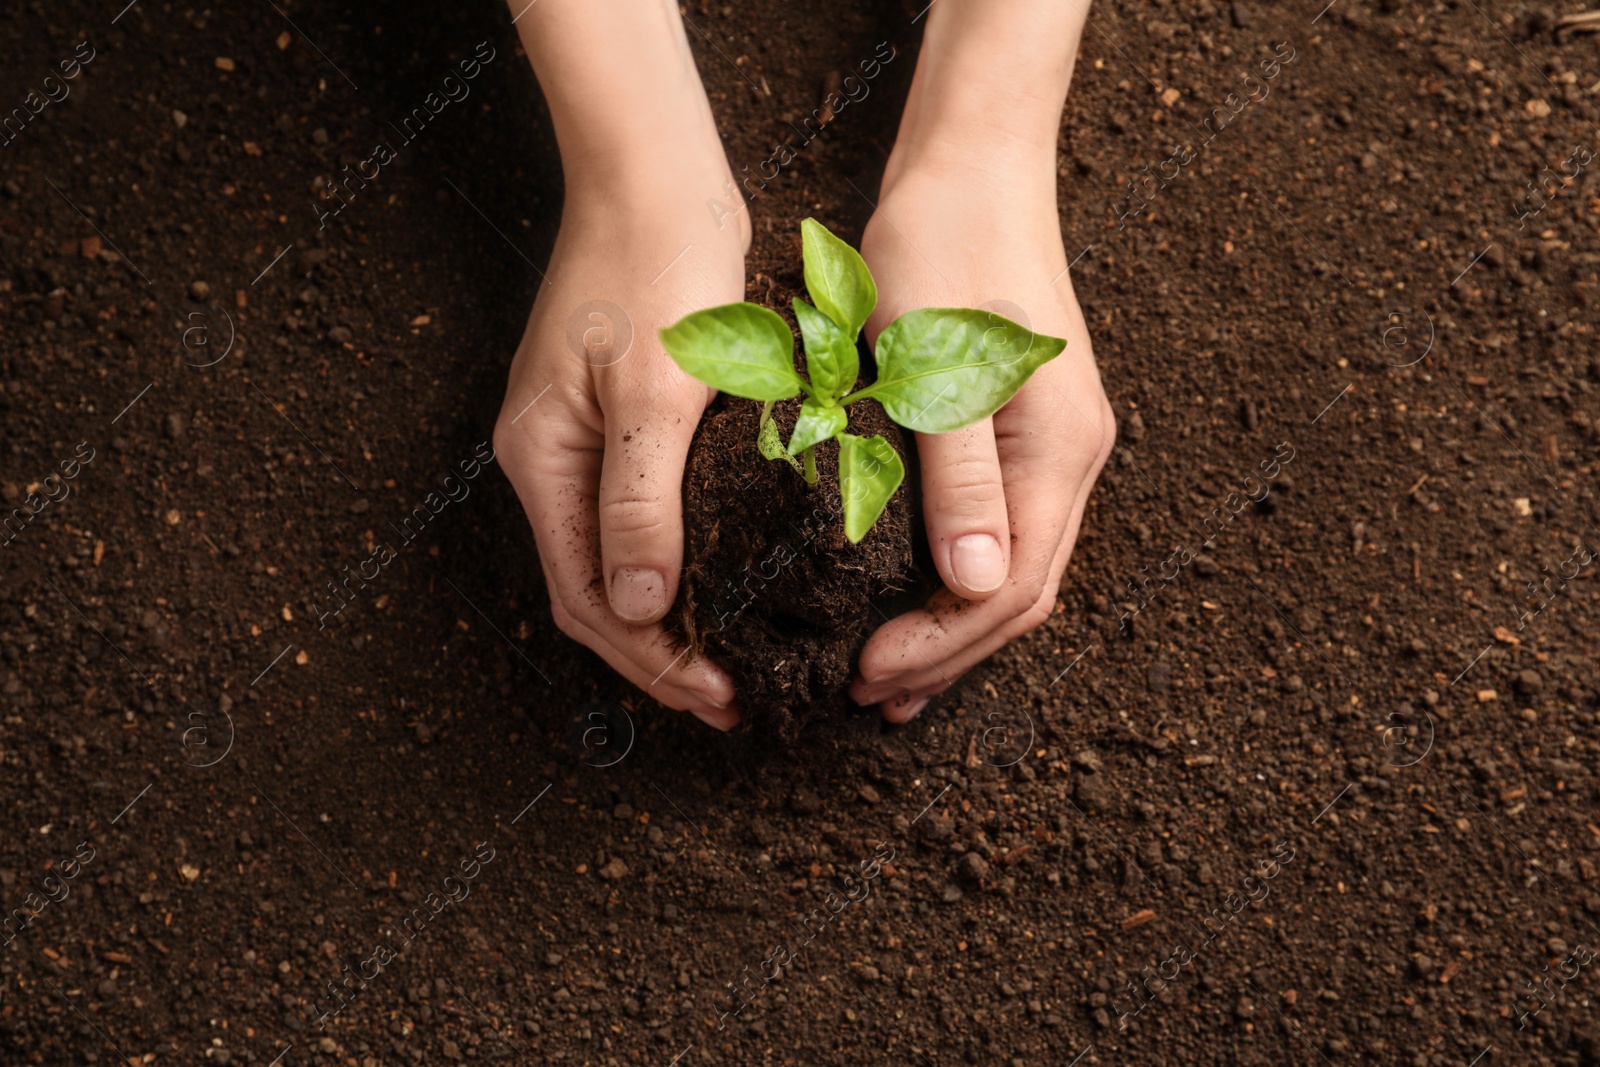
[[1147, 659, 1173, 692], [957, 852, 989, 886]]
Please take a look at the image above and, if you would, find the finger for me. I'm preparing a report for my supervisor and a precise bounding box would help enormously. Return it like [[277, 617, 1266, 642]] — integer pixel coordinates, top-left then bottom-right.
[[875, 529, 1075, 711], [549, 598, 738, 729], [881, 681, 950, 725], [597, 369, 708, 625], [917, 420, 1011, 599], [852, 384, 1110, 699], [495, 389, 736, 719], [857, 522, 1071, 707]]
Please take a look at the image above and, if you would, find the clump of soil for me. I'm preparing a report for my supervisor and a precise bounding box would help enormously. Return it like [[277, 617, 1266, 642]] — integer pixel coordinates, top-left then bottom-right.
[[672, 393, 930, 734]]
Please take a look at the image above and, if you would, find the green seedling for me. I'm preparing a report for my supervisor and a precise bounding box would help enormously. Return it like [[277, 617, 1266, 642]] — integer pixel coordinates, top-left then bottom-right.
[[660, 218, 1066, 543]]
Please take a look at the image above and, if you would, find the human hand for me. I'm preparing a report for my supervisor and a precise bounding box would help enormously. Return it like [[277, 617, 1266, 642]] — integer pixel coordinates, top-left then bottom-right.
[[492, 161, 749, 730], [495, 0, 756, 729], [848, 153, 1114, 722]]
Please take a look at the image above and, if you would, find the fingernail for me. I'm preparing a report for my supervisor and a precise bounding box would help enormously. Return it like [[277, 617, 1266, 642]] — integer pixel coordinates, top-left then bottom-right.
[[951, 534, 1006, 593], [886, 695, 930, 722], [610, 567, 666, 622], [855, 680, 902, 705], [689, 707, 738, 732]]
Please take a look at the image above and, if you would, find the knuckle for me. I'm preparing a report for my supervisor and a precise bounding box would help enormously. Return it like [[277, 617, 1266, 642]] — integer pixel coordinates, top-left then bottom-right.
[[930, 456, 1006, 517], [1013, 599, 1051, 635], [598, 493, 671, 540], [549, 596, 584, 641], [1005, 577, 1053, 626], [605, 365, 707, 416], [491, 419, 516, 466], [1019, 587, 1056, 631], [1094, 401, 1118, 466]]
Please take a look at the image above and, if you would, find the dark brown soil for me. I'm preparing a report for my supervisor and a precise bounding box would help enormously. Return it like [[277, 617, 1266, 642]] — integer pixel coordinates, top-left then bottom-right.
[[5, 1, 1600, 1066], [674, 390, 927, 736]]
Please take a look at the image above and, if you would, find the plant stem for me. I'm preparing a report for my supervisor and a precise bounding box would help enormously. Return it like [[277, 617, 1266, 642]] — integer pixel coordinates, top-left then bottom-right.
[[802, 446, 818, 487]]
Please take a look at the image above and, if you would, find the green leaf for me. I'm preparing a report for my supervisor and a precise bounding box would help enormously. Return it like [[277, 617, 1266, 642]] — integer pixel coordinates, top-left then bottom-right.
[[659, 302, 803, 402], [793, 298, 859, 401], [786, 396, 847, 456], [838, 433, 905, 544], [859, 308, 1066, 433], [757, 402, 803, 472], [801, 218, 877, 341]]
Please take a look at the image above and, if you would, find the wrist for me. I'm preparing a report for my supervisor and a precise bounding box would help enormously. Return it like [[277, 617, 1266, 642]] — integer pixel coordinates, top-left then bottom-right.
[[562, 133, 744, 235], [512, 0, 742, 232], [883, 71, 1065, 200], [560, 140, 750, 255], [882, 0, 1080, 201], [880, 108, 1059, 205]]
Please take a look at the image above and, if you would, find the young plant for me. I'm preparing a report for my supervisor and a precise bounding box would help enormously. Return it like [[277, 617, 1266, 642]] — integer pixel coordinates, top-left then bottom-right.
[[660, 219, 1066, 543]]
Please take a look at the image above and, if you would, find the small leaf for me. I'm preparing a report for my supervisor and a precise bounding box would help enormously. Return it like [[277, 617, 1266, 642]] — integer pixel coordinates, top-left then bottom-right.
[[786, 397, 847, 456], [864, 308, 1066, 433], [801, 218, 877, 341], [758, 404, 803, 473], [838, 433, 905, 544], [793, 298, 859, 401], [659, 303, 803, 401]]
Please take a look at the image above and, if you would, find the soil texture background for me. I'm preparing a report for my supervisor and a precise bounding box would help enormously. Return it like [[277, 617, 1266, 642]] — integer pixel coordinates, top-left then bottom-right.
[[4, 1, 1600, 1066]]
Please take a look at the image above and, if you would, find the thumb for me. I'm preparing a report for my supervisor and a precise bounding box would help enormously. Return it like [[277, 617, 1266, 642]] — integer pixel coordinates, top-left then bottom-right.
[[596, 375, 708, 624], [917, 420, 1011, 599]]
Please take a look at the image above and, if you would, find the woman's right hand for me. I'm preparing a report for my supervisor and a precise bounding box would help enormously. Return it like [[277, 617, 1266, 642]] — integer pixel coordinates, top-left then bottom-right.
[[497, 0, 754, 729], [492, 157, 750, 730]]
